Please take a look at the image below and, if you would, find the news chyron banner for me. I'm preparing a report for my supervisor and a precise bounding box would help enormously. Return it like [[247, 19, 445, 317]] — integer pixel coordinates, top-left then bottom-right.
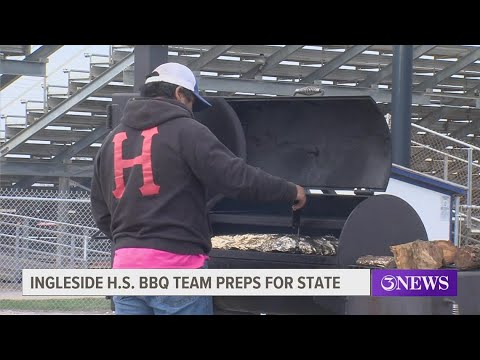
[[23, 269, 370, 296], [22, 269, 458, 297]]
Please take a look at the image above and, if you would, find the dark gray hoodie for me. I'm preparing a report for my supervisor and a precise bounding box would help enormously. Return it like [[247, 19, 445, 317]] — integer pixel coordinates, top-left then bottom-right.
[[91, 97, 297, 255]]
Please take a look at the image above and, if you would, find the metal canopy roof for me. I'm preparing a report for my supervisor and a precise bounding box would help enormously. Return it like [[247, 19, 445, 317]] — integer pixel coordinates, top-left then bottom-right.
[[1, 44, 480, 188]]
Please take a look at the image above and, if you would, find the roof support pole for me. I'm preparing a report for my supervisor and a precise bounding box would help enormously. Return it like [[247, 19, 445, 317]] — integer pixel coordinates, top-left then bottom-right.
[[391, 45, 413, 168]]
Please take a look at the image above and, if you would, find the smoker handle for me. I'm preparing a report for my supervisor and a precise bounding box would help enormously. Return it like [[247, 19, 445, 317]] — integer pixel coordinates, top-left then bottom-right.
[[292, 208, 302, 229], [301, 188, 337, 195], [321, 189, 336, 195]]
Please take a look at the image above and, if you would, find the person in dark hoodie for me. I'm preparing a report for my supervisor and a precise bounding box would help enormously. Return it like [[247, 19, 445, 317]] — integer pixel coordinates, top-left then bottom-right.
[[90, 62, 307, 315]]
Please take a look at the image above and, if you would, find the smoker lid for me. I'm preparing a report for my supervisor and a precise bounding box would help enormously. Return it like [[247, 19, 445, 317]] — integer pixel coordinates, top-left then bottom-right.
[[194, 97, 247, 208], [217, 96, 392, 191], [195, 97, 247, 160]]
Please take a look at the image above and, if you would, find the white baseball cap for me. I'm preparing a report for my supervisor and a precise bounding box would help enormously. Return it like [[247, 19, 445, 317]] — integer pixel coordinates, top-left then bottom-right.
[[145, 62, 212, 112]]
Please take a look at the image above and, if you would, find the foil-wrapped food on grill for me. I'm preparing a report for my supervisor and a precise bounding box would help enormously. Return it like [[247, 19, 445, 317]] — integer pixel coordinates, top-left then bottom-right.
[[355, 255, 396, 268], [211, 234, 338, 256]]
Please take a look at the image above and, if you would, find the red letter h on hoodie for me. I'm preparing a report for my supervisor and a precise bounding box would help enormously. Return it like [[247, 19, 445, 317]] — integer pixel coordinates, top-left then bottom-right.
[[112, 127, 160, 199]]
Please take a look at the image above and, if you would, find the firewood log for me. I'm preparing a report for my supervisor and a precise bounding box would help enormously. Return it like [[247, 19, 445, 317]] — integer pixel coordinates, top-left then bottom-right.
[[431, 240, 457, 265], [454, 245, 480, 270], [390, 240, 443, 269]]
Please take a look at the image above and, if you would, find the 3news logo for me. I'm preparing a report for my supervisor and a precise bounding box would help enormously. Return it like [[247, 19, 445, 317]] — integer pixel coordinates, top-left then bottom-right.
[[371, 269, 457, 296]]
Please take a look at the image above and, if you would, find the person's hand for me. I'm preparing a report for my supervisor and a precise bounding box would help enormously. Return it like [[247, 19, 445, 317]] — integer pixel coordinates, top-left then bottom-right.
[[292, 185, 307, 211]]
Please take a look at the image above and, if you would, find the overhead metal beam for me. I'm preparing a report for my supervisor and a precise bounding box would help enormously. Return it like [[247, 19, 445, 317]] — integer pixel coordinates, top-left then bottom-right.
[[0, 160, 93, 178], [0, 45, 62, 90], [242, 45, 304, 79], [5, 143, 98, 158], [12, 125, 109, 188], [0, 45, 30, 56], [358, 45, 436, 88], [6, 127, 91, 142], [52, 125, 108, 163], [0, 52, 134, 157], [0, 58, 46, 77], [450, 121, 479, 139], [188, 45, 233, 71], [414, 47, 480, 91], [416, 82, 480, 127], [416, 107, 447, 127], [70, 179, 91, 191], [197, 76, 432, 104], [468, 138, 480, 147], [301, 45, 371, 84]]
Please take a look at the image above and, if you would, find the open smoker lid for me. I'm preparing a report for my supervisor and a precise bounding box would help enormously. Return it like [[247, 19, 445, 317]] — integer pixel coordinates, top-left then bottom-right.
[[196, 96, 392, 192]]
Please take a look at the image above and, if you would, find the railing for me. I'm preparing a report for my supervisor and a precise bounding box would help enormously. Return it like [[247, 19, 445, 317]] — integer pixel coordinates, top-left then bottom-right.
[[456, 210, 480, 246], [411, 122, 480, 240]]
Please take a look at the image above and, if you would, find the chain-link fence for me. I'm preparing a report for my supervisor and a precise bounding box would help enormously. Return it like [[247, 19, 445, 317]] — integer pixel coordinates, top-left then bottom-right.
[[0, 188, 111, 313], [410, 123, 480, 245]]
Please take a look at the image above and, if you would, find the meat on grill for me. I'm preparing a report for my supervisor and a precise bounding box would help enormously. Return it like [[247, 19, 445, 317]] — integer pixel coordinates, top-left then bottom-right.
[[356, 255, 396, 268], [211, 234, 338, 255]]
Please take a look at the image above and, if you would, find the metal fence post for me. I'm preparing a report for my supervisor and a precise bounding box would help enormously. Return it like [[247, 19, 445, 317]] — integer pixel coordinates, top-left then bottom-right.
[[70, 232, 76, 267], [56, 198, 66, 268], [56, 166, 71, 267], [14, 222, 20, 256], [21, 217, 29, 257], [444, 154, 449, 181], [467, 148, 473, 231], [43, 76, 48, 113], [83, 227, 90, 268], [454, 195, 461, 246], [14, 221, 21, 276]]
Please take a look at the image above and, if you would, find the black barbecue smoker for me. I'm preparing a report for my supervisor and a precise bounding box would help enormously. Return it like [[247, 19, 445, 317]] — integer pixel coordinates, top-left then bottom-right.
[[109, 94, 429, 315], [195, 95, 429, 315]]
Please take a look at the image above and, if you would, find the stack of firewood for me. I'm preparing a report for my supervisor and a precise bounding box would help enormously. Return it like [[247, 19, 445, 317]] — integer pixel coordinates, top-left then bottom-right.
[[355, 240, 480, 270]]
